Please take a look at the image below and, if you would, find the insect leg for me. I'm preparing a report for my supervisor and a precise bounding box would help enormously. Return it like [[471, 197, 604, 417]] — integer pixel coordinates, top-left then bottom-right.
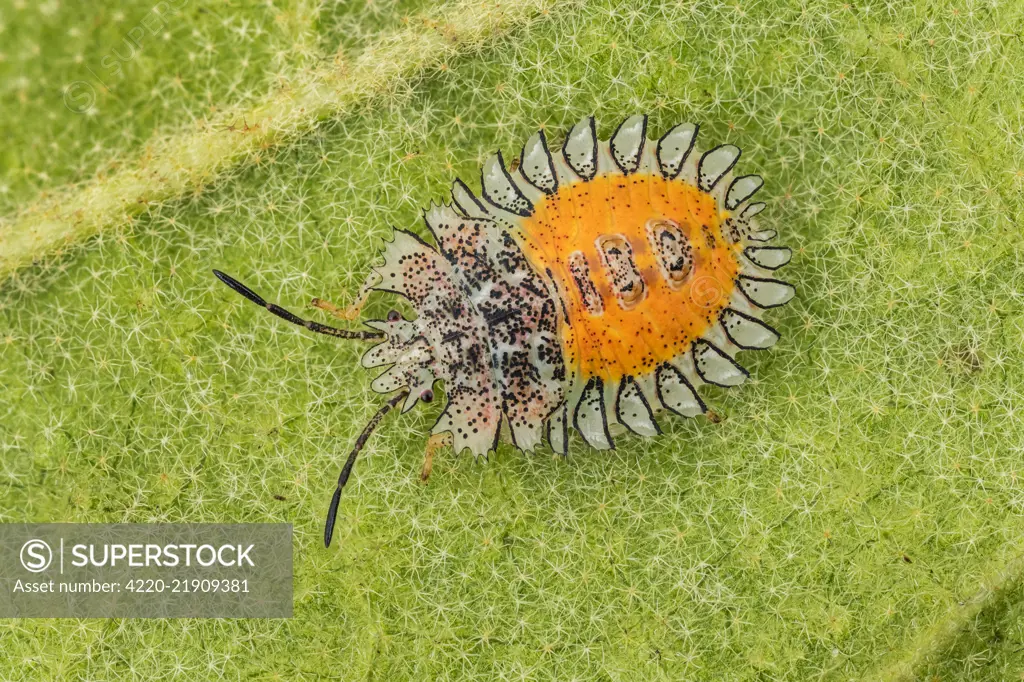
[[420, 432, 452, 483], [310, 273, 375, 321], [213, 270, 384, 341]]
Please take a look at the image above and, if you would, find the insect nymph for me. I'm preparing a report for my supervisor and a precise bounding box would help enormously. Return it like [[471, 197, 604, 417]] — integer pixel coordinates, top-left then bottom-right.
[[214, 115, 795, 547]]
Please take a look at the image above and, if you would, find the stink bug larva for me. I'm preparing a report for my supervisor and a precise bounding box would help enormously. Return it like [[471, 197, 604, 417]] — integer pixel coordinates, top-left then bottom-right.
[[214, 115, 795, 547]]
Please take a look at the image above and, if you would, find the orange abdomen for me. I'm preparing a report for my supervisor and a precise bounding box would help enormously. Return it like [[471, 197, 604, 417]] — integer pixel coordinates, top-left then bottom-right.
[[518, 172, 740, 381]]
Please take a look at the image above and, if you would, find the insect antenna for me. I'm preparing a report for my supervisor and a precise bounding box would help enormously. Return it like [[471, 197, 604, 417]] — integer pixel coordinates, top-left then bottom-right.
[[324, 390, 409, 548], [213, 270, 384, 341]]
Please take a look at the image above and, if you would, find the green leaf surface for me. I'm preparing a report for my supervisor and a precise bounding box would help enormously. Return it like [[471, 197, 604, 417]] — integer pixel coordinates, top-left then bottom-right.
[[1, 0, 1023, 680]]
